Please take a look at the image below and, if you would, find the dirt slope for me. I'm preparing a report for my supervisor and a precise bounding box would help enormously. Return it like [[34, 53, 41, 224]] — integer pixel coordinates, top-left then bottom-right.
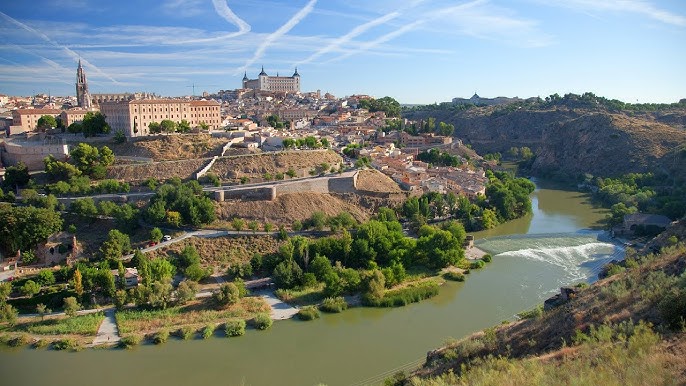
[[109, 134, 227, 161], [355, 169, 403, 192], [216, 192, 370, 225]]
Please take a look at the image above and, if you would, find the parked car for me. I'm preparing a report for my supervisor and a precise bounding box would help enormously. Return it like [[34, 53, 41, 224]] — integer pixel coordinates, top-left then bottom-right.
[[163, 235, 172, 242]]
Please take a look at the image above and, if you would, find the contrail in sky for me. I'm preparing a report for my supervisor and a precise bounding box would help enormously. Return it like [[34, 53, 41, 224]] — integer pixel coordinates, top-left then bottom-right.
[[0, 11, 120, 84], [241, 0, 317, 72], [297, 11, 401, 66], [211, 0, 251, 33], [328, 20, 426, 63]]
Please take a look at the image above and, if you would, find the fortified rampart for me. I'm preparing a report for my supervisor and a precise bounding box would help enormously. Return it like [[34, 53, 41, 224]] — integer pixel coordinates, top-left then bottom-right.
[[214, 172, 359, 202], [1, 140, 70, 171]]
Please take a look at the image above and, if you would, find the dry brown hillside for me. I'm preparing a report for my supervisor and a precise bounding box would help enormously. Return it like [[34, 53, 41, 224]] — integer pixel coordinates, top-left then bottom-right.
[[355, 169, 403, 193], [216, 192, 370, 226], [109, 134, 227, 161], [411, 233, 686, 384], [209, 150, 342, 181]]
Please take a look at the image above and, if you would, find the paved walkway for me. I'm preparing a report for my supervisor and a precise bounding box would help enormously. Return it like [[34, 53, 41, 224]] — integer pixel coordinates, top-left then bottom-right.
[[255, 290, 299, 320], [91, 308, 120, 346]]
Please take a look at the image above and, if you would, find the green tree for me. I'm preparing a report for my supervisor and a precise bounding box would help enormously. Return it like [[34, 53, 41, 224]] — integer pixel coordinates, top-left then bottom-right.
[[272, 259, 303, 289], [21, 280, 41, 297], [160, 119, 177, 134], [150, 227, 163, 243], [286, 168, 297, 178], [0, 303, 18, 326], [481, 208, 498, 229], [114, 289, 128, 309], [67, 122, 83, 134], [44, 155, 82, 182], [36, 303, 51, 321], [38, 269, 56, 286], [100, 229, 131, 261], [82, 111, 110, 137], [148, 122, 162, 134], [213, 283, 239, 307], [37, 115, 57, 130], [0, 282, 11, 302], [63, 297, 81, 317], [178, 119, 191, 133], [364, 270, 385, 302], [175, 280, 199, 304], [70, 198, 98, 218], [248, 220, 259, 234], [0, 205, 63, 257], [3, 162, 30, 188]]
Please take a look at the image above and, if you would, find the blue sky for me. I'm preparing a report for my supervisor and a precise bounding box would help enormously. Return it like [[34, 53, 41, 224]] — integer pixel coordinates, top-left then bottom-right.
[[1, 0, 685, 104]]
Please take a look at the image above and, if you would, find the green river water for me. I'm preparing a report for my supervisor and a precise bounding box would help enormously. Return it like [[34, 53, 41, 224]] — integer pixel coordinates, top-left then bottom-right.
[[0, 180, 623, 386]]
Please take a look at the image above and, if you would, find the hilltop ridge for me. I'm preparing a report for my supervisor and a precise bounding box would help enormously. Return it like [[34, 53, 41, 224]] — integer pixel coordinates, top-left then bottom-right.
[[404, 96, 686, 180]]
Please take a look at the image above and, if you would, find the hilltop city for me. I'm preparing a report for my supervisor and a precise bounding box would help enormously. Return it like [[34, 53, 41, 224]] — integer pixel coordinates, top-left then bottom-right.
[[0, 62, 492, 197]]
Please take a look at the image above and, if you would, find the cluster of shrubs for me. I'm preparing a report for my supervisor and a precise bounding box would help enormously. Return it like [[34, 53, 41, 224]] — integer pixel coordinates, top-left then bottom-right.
[[443, 271, 465, 282], [364, 281, 440, 307], [296, 306, 320, 321], [320, 297, 348, 313]]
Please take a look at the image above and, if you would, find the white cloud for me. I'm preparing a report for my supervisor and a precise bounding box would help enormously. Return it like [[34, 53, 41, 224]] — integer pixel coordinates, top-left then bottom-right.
[[297, 11, 401, 65], [544, 0, 686, 27], [241, 0, 317, 72], [0, 11, 120, 84], [162, 0, 207, 17]]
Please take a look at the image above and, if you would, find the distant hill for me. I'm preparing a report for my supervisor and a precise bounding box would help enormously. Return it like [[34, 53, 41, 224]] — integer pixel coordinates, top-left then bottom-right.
[[404, 94, 686, 180]]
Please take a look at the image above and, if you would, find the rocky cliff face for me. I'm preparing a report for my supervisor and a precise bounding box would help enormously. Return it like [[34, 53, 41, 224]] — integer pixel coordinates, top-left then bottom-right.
[[405, 104, 686, 179]]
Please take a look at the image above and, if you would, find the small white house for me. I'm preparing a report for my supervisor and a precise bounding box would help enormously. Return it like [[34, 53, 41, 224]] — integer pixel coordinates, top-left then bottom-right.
[[111, 267, 140, 288]]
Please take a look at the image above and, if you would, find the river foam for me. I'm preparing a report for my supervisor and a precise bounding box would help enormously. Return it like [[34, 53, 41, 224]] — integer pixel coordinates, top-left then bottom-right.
[[476, 232, 624, 285]]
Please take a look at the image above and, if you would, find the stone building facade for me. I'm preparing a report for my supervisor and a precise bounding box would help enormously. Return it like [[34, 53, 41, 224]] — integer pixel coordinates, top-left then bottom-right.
[[100, 99, 221, 137], [242, 67, 300, 93]]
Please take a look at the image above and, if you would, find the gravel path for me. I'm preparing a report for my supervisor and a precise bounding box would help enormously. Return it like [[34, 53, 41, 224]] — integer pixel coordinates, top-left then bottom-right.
[[254, 290, 299, 320], [91, 308, 120, 346]]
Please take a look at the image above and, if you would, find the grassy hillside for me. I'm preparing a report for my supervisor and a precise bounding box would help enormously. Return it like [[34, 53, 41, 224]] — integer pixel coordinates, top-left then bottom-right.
[[400, 221, 686, 385]]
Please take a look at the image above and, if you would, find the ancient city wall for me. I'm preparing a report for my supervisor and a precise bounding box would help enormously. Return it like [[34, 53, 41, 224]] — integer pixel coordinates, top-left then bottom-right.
[[215, 172, 359, 202], [1, 141, 69, 170], [215, 187, 275, 201]]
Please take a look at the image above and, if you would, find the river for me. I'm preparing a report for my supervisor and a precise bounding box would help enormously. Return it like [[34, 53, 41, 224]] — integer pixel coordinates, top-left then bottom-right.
[[0, 180, 623, 386]]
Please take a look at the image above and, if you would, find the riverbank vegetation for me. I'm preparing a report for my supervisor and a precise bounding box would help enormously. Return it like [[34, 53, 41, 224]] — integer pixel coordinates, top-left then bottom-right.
[[400, 170, 535, 231], [400, 242, 686, 385], [580, 172, 686, 227]]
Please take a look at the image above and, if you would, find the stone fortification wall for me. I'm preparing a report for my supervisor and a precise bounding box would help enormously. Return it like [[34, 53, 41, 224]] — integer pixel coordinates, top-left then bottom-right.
[[215, 172, 359, 202], [274, 178, 329, 195], [106, 158, 207, 182], [216, 187, 275, 201], [327, 173, 357, 193], [195, 156, 218, 179], [1, 141, 69, 171]]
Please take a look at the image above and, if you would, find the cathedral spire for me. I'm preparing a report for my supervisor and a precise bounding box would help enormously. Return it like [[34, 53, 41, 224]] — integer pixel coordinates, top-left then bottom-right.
[[76, 60, 92, 109]]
